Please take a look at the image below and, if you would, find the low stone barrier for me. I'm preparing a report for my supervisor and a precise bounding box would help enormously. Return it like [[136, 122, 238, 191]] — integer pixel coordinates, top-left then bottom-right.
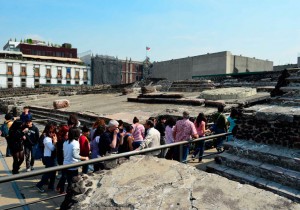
[[236, 105, 300, 148]]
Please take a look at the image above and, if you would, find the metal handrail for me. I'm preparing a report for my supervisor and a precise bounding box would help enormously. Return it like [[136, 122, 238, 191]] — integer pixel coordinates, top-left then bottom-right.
[[0, 132, 231, 184]]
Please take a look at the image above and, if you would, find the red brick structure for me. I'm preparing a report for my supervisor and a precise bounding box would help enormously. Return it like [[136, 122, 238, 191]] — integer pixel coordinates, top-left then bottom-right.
[[121, 59, 143, 84]]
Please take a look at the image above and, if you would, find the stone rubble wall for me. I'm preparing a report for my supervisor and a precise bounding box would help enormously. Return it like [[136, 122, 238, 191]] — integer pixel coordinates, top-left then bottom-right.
[[236, 108, 300, 148]]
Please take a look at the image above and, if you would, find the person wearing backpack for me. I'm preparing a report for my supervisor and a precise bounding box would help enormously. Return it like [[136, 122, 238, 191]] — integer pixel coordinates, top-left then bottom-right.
[[23, 115, 39, 172], [1, 113, 14, 157], [211, 105, 228, 152]]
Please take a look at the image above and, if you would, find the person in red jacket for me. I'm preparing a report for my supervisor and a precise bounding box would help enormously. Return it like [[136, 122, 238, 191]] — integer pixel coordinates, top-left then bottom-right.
[[79, 125, 90, 174]]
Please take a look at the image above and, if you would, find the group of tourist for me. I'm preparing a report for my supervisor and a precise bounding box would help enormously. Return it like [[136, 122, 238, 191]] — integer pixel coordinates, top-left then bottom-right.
[[0, 104, 238, 194], [1, 106, 39, 174]]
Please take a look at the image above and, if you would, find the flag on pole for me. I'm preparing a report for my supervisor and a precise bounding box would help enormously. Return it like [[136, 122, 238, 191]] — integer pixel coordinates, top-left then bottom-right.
[[146, 46, 151, 51]]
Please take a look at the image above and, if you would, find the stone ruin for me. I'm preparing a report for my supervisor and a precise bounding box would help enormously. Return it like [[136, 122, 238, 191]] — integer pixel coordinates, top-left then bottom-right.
[[61, 156, 299, 210], [207, 68, 300, 202]]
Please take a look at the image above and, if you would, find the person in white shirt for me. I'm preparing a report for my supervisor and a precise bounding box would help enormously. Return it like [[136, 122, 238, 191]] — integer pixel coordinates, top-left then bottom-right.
[[56, 127, 89, 194], [36, 124, 58, 193], [136, 120, 161, 156]]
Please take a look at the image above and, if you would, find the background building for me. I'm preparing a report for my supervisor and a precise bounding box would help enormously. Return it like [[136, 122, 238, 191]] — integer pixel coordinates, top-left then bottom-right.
[[92, 55, 143, 85], [150, 51, 273, 81], [0, 51, 91, 88]]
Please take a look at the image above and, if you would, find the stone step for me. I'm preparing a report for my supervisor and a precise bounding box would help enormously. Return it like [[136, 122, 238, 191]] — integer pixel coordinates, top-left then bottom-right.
[[217, 152, 300, 190], [168, 87, 214, 92], [280, 86, 300, 92], [29, 106, 112, 126], [286, 77, 300, 82], [224, 140, 300, 173], [171, 83, 215, 87], [31, 110, 94, 127], [206, 163, 300, 202]]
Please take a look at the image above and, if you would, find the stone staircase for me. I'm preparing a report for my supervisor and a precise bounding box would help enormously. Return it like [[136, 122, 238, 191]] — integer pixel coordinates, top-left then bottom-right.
[[29, 106, 112, 127], [207, 139, 300, 202], [168, 80, 217, 92]]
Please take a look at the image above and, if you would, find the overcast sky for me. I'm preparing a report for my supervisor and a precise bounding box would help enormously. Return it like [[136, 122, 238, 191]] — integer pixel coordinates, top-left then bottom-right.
[[0, 0, 299, 65]]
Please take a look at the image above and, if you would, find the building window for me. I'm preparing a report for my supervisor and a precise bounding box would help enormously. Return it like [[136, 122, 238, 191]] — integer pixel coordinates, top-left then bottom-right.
[[75, 71, 79, 79], [83, 72, 88, 80], [66, 68, 71, 79], [57, 69, 62, 78], [34, 68, 40, 77], [46, 68, 51, 78], [75, 81, 79, 85], [57, 80, 62, 84], [35, 78, 39, 83], [21, 78, 26, 82], [21, 67, 26, 76], [46, 79, 51, 84], [7, 83, 13, 88], [84, 82, 87, 85], [66, 80, 71, 84], [8, 78, 13, 82], [21, 83, 26, 88], [7, 66, 13, 75]]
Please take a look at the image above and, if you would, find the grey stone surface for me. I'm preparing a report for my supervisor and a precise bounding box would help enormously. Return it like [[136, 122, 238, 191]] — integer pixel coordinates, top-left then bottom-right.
[[200, 87, 257, 100], [68, 156, 300, 210]]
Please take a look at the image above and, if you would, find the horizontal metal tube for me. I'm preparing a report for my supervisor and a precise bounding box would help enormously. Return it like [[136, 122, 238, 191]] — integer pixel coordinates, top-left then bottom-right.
[[0, 132, 231, 184]]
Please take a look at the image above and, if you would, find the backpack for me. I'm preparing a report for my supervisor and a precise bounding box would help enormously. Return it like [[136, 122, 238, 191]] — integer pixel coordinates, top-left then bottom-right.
[[1, 122, 9, 137], [34, 134, 45, 160]]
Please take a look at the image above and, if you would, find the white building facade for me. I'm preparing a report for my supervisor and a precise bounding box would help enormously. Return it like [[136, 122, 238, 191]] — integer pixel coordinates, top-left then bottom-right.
[[0, 54, 91, 88]]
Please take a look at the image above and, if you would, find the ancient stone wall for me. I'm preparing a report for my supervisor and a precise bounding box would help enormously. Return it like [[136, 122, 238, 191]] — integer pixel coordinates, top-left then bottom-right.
[[235, 106, 300, 148]]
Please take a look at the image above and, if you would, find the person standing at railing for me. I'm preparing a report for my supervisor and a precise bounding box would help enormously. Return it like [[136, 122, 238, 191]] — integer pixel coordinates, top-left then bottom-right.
[[211, 105, 228, 152], [173, 111, 198, 163], [227, 108, 238, 142], [56, 127, 89, 194], [135, 120, 160, 156], [155, 115, 167, 158], [36, 124, 58, 193], [131, 117, 145, 150], [79, 125, 90, 174], [192, 113, 211, 162], [164, 116, 176, 160], [90, 125, 105, 172]]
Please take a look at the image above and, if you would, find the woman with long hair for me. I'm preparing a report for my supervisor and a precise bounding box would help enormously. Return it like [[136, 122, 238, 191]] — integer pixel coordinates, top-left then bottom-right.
[[164, 117, 176, 160], [36, 124, 58, 192], [56, 127, 89, 193], [89, 118, 105, 140], [90, 125, 106, 172], [192, 113, 210, 162], [131, 117, 145, 150]]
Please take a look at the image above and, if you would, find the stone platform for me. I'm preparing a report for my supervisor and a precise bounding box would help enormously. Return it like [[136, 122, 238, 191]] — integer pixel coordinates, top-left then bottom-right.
[[200, 87, 257, 100], [65, 156, 300, 209]]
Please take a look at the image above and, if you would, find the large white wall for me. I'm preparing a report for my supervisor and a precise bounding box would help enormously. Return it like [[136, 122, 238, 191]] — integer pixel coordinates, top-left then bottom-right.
[[0, 59, 91, 88], [150, 51, 273, 81]]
